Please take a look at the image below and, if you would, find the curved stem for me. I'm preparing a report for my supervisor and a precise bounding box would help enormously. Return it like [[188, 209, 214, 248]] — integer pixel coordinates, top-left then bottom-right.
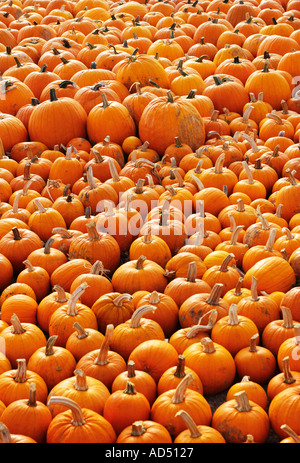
[[47, 396, 86, 426], [175, 410, 201, 438], [67, 283, 88, 316], [129, 305, 156, 329], [95, 324, 114, 365], [45, 335, 58, 355], [205, 283, 223, 305], [10, 313, 25, 334], [171, 373, 194, 404]]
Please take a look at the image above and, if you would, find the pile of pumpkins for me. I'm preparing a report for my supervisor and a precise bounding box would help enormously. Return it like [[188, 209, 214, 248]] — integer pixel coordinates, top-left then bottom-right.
[[1, 0, 300, 444]]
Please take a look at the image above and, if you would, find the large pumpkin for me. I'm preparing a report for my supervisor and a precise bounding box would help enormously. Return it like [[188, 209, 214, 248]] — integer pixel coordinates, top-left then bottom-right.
[[138, 90, 205, 155], [28, 88, 87, 149]]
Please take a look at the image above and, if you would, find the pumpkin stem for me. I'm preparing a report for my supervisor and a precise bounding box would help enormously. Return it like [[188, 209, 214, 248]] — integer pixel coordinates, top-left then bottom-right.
[[95, 324, 114, 365], [248, 333, 259, 352], [27, 382, 37, 407], [219, 253, 235, 272], [67, 283, 88, 316], [136, 255, 147, 269], [50, 88, 58, 102], [73, 322, 89, 340], [123, 381, 137, 395], [280, 306, 295, 330], [250, 276, 259, 301], [171, 373, 194, 404], [226, 302, 242, 325], [47, 396, 86, 426], [129, 304, 156, 329], [175, 410, 201, 438], [281, 356, 297, 385], [86, 219, 100, 241], [14, 359, 28, 383], [264, 228, 277, 252], [185, 309, 218, 338], [74, 369, 89, 391], [10, 313, 26, 334], [45, 335, 58, 355], [130, 421, 147, 437], [0, 423, 12, 443], [205, 283, 223, 305], [173, 354, 187, 378], [53, 285, 68, 303], [234, 390, 252, 412], [200, 337, 216, 353], [90, 260, 104, 275], [186, 261, 198, 282], [280, 424, 300, 443]]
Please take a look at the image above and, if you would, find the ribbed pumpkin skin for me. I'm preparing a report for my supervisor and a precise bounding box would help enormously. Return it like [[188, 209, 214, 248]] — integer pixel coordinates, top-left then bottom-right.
[[138, 93, 205, 155], [242, 257, 296, 294], [28, 93, 87, 149]]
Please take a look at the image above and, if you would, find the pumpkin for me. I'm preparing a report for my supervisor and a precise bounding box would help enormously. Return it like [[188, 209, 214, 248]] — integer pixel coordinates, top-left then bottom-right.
[[267, 356, 300, 401], [0, 293, 39, 325], [243, 256, 296, 294], [75, 324, 127, 390], [91, 291, 135, 334], [201, 253, 241, 297], [174, 409, 225, 443], [212, 390, 270, 443], [28, 88, 87, 149], [0, 314, 46, 369], [0, 253, 13, 293], [226, 375, 268, 410], [28, 238, 68, 278], [178, 283, 229, 328], [0, 358, 48, 407], [139, 90, 205, 155], [69, 260, 114, 307], [150, 373, 212, 439], [46, 396, 116, 443], [0, 382, 52, 443], [48, 283, 98, 347], [0, 227, 42, 275], [103, 381, 151, 436], [211, 303, 259, 357], [65, 322, 105, 362], [129, 232, 172, 268], [136, 291, 179, 338], [87, 93, 136, 146], [183, 337, 236, 395], [110, 305, 165, 361], [157, 354, 203, 396], [117, 420, 172, 443], [111, 359, 157, 406], [234, 333, 277, 384], [111, 255, 168, 295], [268, 385, 300, 439], [279, 287, 300, 322], [261, 306, 297, 357], [16, 260, 50, 302], [236, 276, 280, 334], [277, 324, 300, 373], [27, 335, 77, 391], [48, 147, 84, 187], [47, 368, 110, 417]]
